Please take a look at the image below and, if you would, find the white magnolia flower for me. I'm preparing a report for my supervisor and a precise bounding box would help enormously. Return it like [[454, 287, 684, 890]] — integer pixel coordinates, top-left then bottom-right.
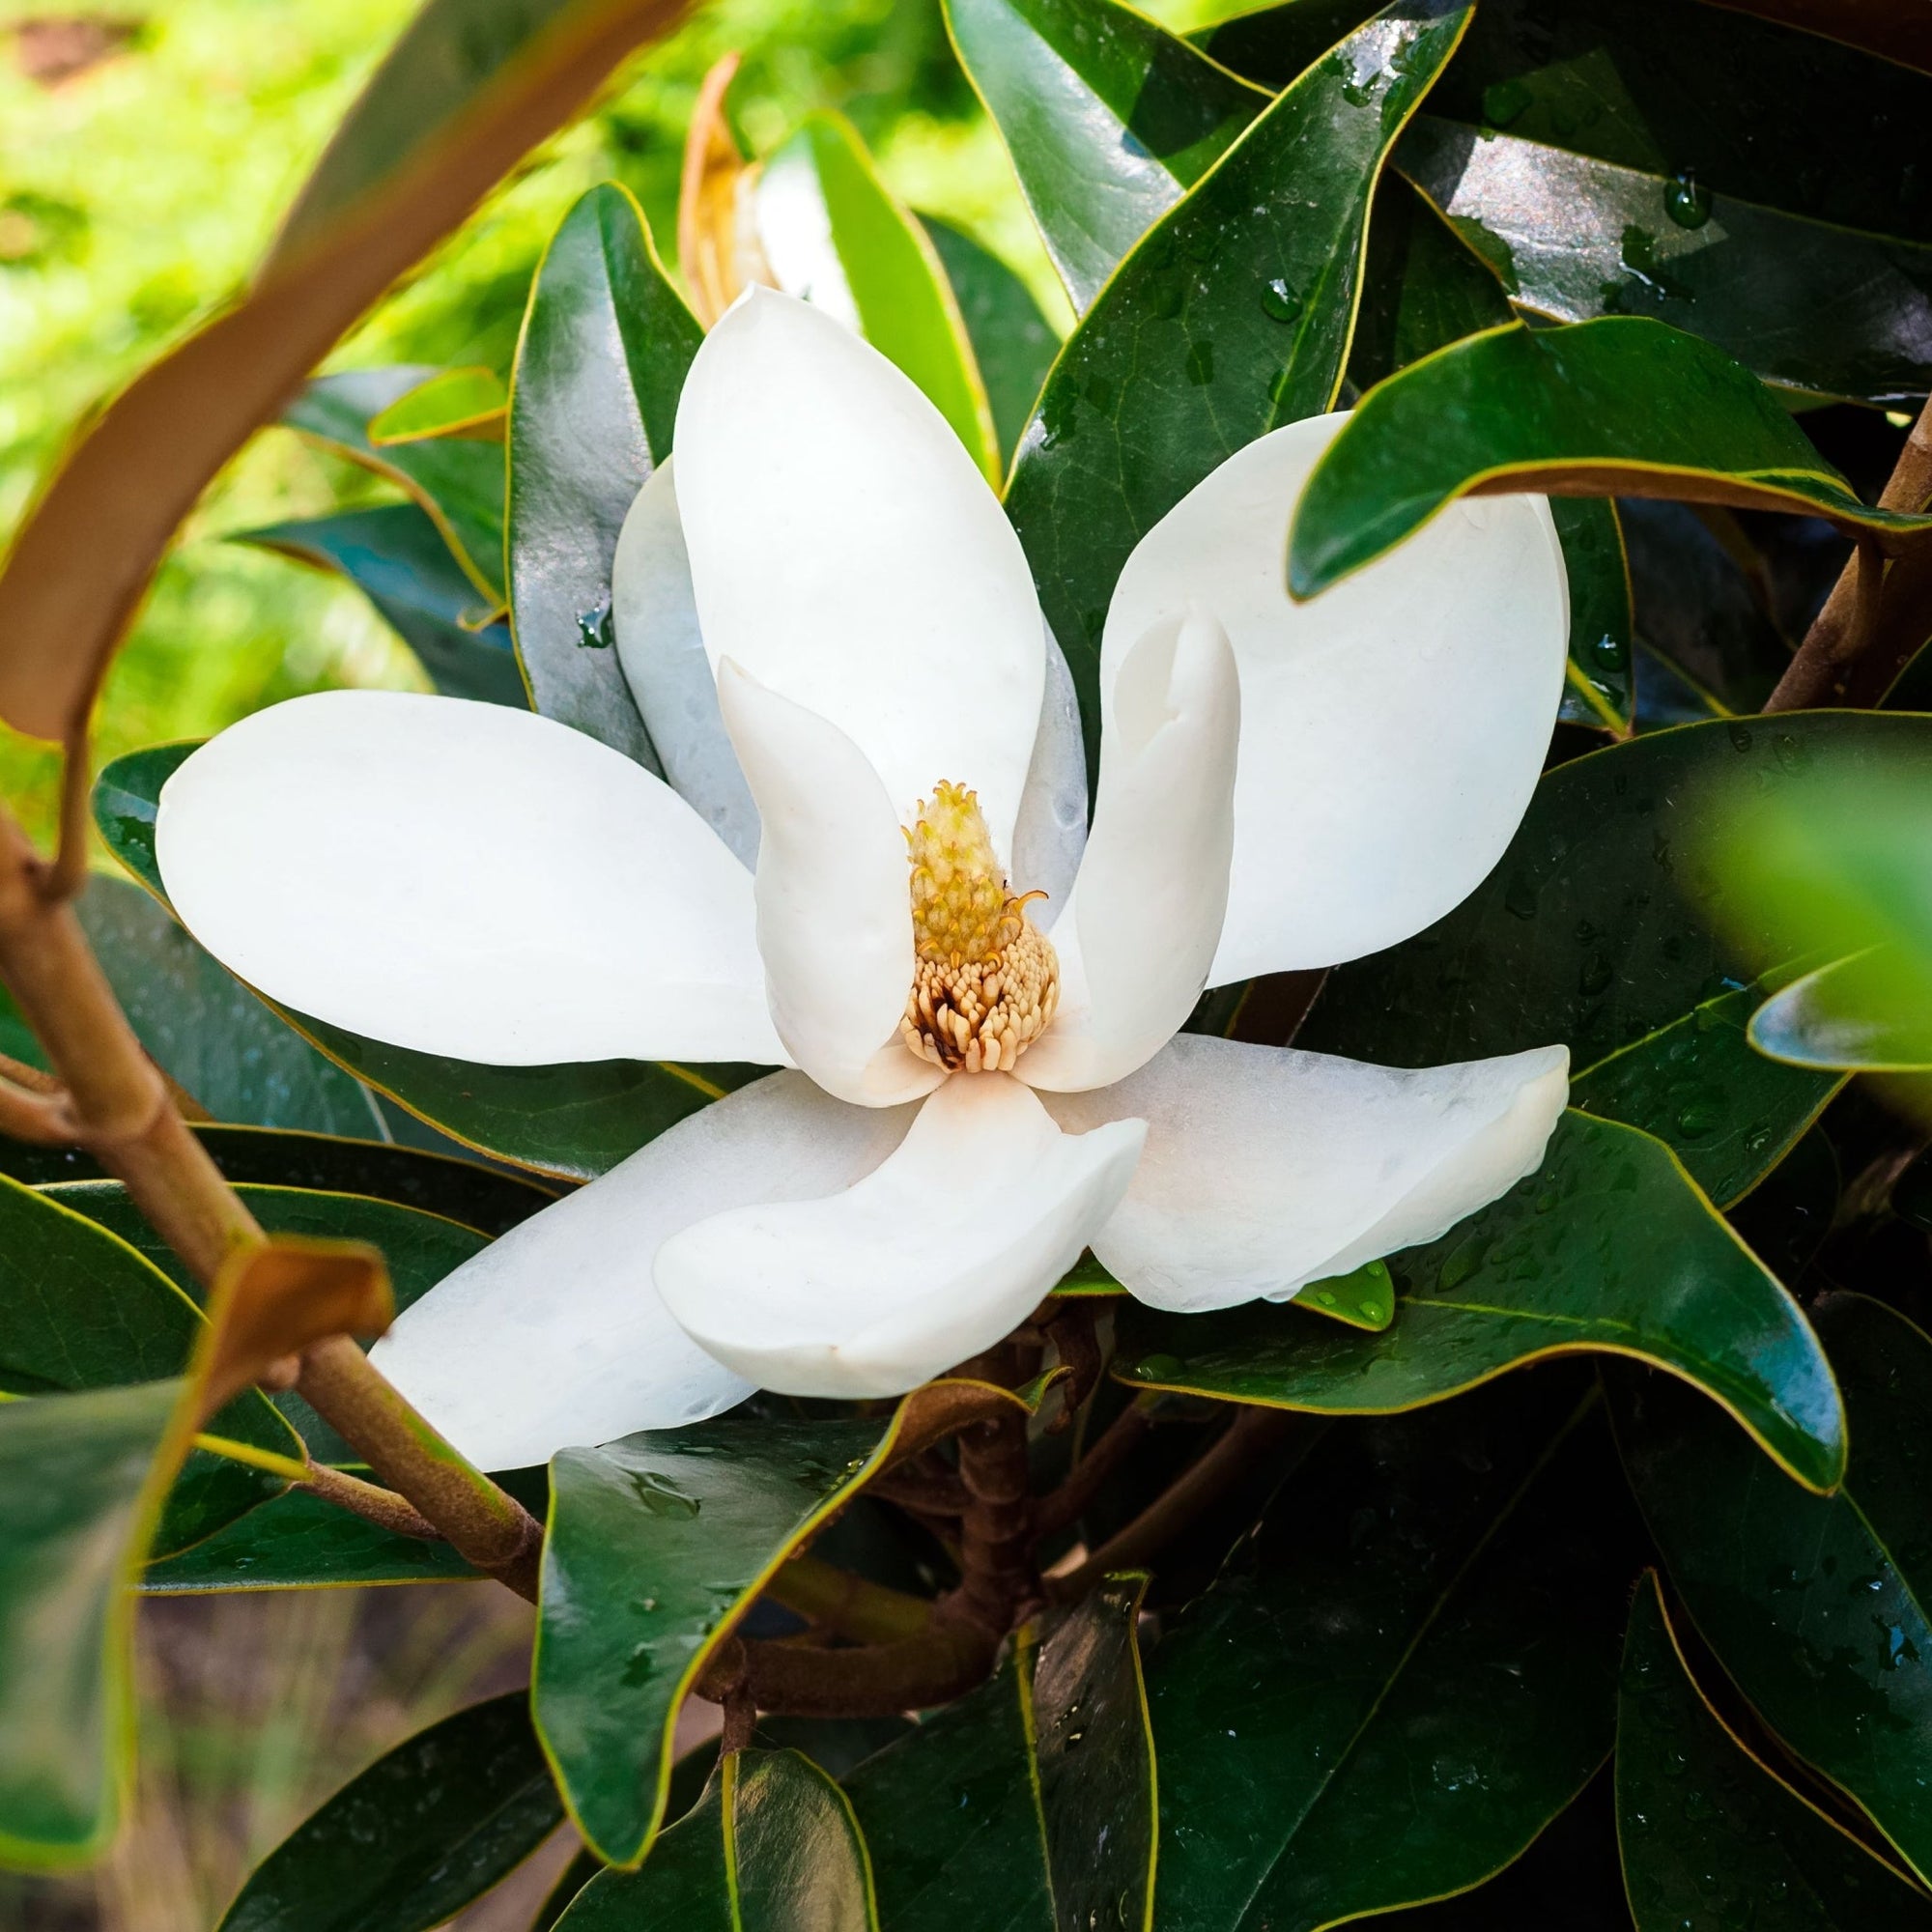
[[156, 290, 1572, 1470]]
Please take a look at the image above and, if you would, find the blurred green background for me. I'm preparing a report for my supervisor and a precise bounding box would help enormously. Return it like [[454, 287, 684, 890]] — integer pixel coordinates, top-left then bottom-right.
[[0, 0, 1214, 853]]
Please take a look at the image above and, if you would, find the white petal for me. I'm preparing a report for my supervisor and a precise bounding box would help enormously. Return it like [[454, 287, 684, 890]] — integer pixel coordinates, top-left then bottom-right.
[[655, 1071, 1145, 1398], [156, 691, 785, 1065], [611, 459, 760, 868], [1105, 413, 1568, 985], [674, 287, 1043, 847], [1017, 610, 1239, 1093], [1043, 1035, 1569, 1313], [1009, 624, 1089, 930], [717, 661, 942, 1108], [368, 1073, 917, 1468]]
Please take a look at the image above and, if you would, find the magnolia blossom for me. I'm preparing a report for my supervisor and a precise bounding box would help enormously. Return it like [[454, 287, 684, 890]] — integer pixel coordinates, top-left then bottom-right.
[[155, 290, 1571, 1470]]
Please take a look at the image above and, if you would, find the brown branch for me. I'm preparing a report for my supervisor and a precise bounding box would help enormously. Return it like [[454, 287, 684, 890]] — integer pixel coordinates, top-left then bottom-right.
[[298, 1461, 440, 1542], [867, 1456, 970, 1517], [717, 1611, 1000, 1719], [1033, 1397, 1152, 1541], [952, 1347, 1039, 1634], [763, 1553, 936, 1646], [1765, 396, 1932, 712], [1040, 1299, 1102, 1431], [1046, 1405, 1290, 1603], [38, 724, 92, 905], [0, 1071, 76, 1144]]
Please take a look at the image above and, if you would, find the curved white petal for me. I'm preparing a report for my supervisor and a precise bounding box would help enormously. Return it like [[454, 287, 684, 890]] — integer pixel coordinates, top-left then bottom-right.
[[368, 1073, 917, 1468], [1105, 413, 1568, 985], [675, 287, 1043, 847], [611, 459, 760, 868], [1017, 610, 1238, 1093], [717, 661, 942, 1108], [655, 1071, 1145, 1398], [1043, 1035, 1569, 1313], [156, 691, 785, 1065], [1009, 624, 1089, 931]]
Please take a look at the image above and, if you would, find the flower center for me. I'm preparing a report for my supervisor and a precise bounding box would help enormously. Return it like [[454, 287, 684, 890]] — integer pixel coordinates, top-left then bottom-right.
[[900, 781, 1059, 1074]]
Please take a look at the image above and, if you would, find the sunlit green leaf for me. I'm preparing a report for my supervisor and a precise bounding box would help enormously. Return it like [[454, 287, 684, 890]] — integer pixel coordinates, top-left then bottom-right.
[[368, 366, 507, 444]]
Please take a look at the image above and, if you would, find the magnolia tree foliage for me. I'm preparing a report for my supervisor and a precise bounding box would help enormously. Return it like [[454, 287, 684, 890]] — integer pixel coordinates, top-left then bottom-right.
[[3, 0, 1932, 1926]]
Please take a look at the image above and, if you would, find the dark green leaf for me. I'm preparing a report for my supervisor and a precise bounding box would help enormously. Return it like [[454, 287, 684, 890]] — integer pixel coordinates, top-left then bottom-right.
[[1613, 1293, 1932, 1883], [537, 1383, 1048, 1865], [285, 369, 506, 607], [0, 1175, 298, 1557], [845, 1577, 1154, 1931], [507, 182, 698, 765], [1121, 1110, 1846, 1493], [93, 742, 755, 1180], [218, 1693, 562, 1932], [1727, 1125, 1839, 1292], [1006, 0, 1471, 765], [943, 0, 1266, 311], [558, 1750, 874, 1928], [1, 1123, 556, 1239], [238, 505, 527, 707], [922, 215, 1062, 468], [1147, 1374, 1635, 1931], [0, 1380, 181, 1867], [1296, 718, 1918, 1204], [1618, 1572, 1932, 1930], [1552, 497, 1635, 734], [1288, 319, 1932, 601]]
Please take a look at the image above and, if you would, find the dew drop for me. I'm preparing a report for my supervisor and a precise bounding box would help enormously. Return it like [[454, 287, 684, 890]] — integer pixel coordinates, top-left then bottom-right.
[[1662, 169, 1713, 229], [577, 600, 615, 650], [1260, 276, 1303, 324], [1129, 1352, 1187, 1383]]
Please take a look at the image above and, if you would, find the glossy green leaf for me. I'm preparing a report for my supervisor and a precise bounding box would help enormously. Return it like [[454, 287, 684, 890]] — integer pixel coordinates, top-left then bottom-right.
[[0, 1175, 298, 1557], [93, 742, 754, 1180], [0, 1380, 181, 1867], [237, 505, 527, 708], [141, 1486, 479, 1594], [1121, 1109, 1846, 1492], [1290, 319, 1932, 600], [1211, 0, 1932, 404], [1300, 718, 1902, 1202], [1553, 497, 1635, 734], [758, 115, 998, 480], [1750, 952, 1932, 1073], [368, 366, 507, 444], [285, 368, 507, 607], [943, 0, 1265, 312], [1, 1124, 555, 1238], [1295, 1258, 1395, 1331], [559, 1750, 875, 1930], [218, 1692, 562, 1932], [845, 1577, 1155, 1931], [1618, 1572, 1932, 1931], [507, 183, 698, 765], [1147, 1373, 1635, 1931], [1613, 1293, 1932, 1882], [537, 1382, 1047, 1865], [1006, 0, 1471, 764], [922, 215, 1062, 468]]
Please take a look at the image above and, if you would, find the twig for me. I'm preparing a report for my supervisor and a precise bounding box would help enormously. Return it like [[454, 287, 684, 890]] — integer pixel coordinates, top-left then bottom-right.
[[0, 1071, 75, 1144], [867, 1456, 970, 1517], [1046, 1405, 1289, 1603], [715, 1612, 1000, 1719], [1040, 1299, 1102, 1431], [1033, 1396, 1153, 1540], [37, 724, 92, 905], [1765, 396, 1932, 711], [298, 1461, 440, 1542], [951, 1346, 1039, 1634]]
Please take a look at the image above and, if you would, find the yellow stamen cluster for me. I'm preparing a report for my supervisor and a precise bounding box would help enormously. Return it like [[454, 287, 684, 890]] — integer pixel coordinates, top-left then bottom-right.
[[901, 781, 1059, 1074]]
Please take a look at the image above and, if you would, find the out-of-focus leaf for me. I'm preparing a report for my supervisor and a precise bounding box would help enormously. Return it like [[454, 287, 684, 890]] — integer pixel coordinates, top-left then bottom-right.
[[1750, 952, 1932, 1074], [1122, 1110, 1846, 1493], [1689, 0, 1932, 78], [0, 1381, 185, 1866], [368, 366, 507, 444], [943, 0, 1265, 313], [217, 1693, 563, 1932], [1147, 1373, 1636, 1931], [1006, 0, 1471, 765], [1211, 0, 1932, 405], [0, 0, 692, 745], [1, 1124, 556, 1238], [754, 114, 998, 481], [93, 743, 756, 1180], [538, 1379, 1050, 1866], [0, 1175, 298, 1558], [845, 1577, 1155, 1931], [508, 182, 699, 766], [558, 1750, 875, 1928], [921, 216, 1061, 469], [1618, 1572, 1932, 1930], [1613, 1293, 1932, 1883], [286, 369, 507, 609], [1288, 320, 1932, 601], [237, 505, 527, 708], [1298, 718, 1914, 1203]]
